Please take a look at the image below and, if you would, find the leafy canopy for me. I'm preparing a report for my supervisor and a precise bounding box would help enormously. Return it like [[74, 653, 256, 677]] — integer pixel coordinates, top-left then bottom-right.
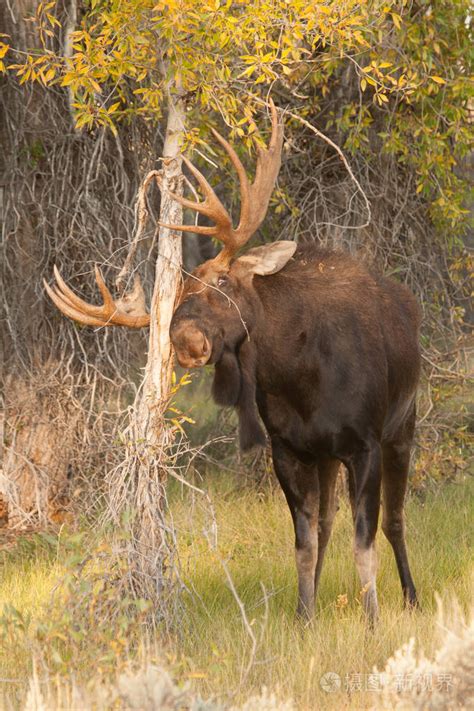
[[2, 0, 472, 230]]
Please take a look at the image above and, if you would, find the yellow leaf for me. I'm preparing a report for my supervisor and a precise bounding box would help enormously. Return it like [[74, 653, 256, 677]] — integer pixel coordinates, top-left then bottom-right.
[[75, 113, 92, 129], [170, 419, 185, 434], [431, 76, 446, 84], [61, 74, 75, 87], [239, 65, 256, 78], [391, 13, 402, 29], [90, 78, 102, 93], [46, 13, 61, 27]]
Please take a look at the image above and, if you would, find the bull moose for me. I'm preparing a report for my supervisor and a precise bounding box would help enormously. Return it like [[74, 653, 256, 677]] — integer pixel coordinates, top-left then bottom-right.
[[45, 101, 420, 622]]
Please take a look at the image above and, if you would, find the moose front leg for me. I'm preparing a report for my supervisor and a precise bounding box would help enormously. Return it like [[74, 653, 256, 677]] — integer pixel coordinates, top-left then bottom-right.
[[294, 495, 320, 618], [271, 439, 320, 620]]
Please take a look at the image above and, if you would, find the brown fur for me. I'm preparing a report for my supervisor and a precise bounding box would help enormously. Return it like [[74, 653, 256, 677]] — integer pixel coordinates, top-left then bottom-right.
[[170, 243, 421, 620]]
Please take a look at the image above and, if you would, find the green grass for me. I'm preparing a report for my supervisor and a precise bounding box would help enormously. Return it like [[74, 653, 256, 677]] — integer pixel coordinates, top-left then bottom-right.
[[1, 475, 472, 709], [171, 474, 473, 708]]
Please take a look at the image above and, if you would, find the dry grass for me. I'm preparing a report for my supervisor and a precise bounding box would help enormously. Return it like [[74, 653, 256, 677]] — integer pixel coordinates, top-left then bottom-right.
[[374, 600, 474, 710], [0, 474, 472, 710]]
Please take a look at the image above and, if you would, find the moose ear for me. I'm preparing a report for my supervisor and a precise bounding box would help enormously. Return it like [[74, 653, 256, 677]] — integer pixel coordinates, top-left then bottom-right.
[[234, 241, 296, 276]]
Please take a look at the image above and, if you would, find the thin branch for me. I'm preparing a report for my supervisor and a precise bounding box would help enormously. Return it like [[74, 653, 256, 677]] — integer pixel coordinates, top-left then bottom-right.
[[115, 170, 162, 291], [284, 108, 372, 230]]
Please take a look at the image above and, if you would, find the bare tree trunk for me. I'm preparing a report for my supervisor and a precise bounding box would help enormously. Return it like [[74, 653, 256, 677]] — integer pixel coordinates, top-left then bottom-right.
[[138, 92, 184, 433], [107, 90, 185, 615]]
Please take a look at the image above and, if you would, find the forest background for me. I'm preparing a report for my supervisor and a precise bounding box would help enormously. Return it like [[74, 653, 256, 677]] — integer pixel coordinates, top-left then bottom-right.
[[0, 0, 472, 709]]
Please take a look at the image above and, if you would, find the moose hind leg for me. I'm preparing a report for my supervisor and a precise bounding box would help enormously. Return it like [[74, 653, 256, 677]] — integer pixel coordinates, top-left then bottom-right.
[[382, 440, 418, 608], [351, 442, 382, 624], [314, 457, 339, 597]]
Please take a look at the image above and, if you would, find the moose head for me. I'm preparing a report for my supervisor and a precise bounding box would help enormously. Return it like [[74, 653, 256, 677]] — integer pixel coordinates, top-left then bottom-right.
[[44, 100, 294, 372]]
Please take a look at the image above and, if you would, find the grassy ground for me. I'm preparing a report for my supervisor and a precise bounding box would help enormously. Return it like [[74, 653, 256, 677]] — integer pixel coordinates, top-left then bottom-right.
[[1, 473, 472, 709]]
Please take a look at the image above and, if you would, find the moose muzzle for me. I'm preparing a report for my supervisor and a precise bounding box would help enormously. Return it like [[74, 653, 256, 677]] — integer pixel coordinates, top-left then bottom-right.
[[170, 320, 212, 368]]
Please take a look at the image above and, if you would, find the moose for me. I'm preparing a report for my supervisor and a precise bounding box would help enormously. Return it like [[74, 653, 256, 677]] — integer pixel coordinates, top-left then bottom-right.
[[45, 102, 421, 622]]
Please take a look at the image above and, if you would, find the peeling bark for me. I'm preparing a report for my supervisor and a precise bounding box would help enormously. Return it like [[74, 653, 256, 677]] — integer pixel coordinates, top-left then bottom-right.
[[107, 89, 186, 610]]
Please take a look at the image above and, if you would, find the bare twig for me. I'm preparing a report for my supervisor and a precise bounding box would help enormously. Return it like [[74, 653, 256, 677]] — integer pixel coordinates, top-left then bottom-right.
[[115, 170, 162, 292], [283, 108, 372, 230]]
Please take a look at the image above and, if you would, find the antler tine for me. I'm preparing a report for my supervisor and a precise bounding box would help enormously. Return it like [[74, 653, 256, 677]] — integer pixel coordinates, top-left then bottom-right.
[[43, 279, 112, 327], [94, 264, 118, 311], [210, 128, 251, 240], [157, 156, 233, 241], [53, 265, 106, 317], [256, 102, 284, 183], [158, 220, 218, 235], [156, 99, 283, 264], [267, 98, 281, 151], [238, 100, 283, 239], [45, 266, 150, 328], [182, 156, 220, 203]]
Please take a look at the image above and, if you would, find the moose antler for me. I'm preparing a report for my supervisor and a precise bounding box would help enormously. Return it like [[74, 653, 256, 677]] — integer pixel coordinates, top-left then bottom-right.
[[43, 265, 150, 328], [44, 101, 282, 327], [157, 99, 284, 267]]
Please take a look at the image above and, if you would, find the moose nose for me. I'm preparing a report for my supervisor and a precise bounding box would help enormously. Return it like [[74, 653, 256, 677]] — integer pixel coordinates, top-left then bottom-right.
[[171, 321, 212, 368]]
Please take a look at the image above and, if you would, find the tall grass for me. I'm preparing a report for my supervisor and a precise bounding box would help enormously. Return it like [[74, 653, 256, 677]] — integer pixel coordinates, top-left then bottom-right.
[[170, 474, 473, 709], [0, 474, 472, 709]]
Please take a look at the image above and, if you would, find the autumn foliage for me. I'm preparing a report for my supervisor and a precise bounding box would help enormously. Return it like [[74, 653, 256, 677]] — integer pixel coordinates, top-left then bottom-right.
[[1, 0, 471, 232]]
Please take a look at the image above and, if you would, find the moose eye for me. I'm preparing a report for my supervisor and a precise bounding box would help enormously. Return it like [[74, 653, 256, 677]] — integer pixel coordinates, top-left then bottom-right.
[[216, 275, 228, 288]]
